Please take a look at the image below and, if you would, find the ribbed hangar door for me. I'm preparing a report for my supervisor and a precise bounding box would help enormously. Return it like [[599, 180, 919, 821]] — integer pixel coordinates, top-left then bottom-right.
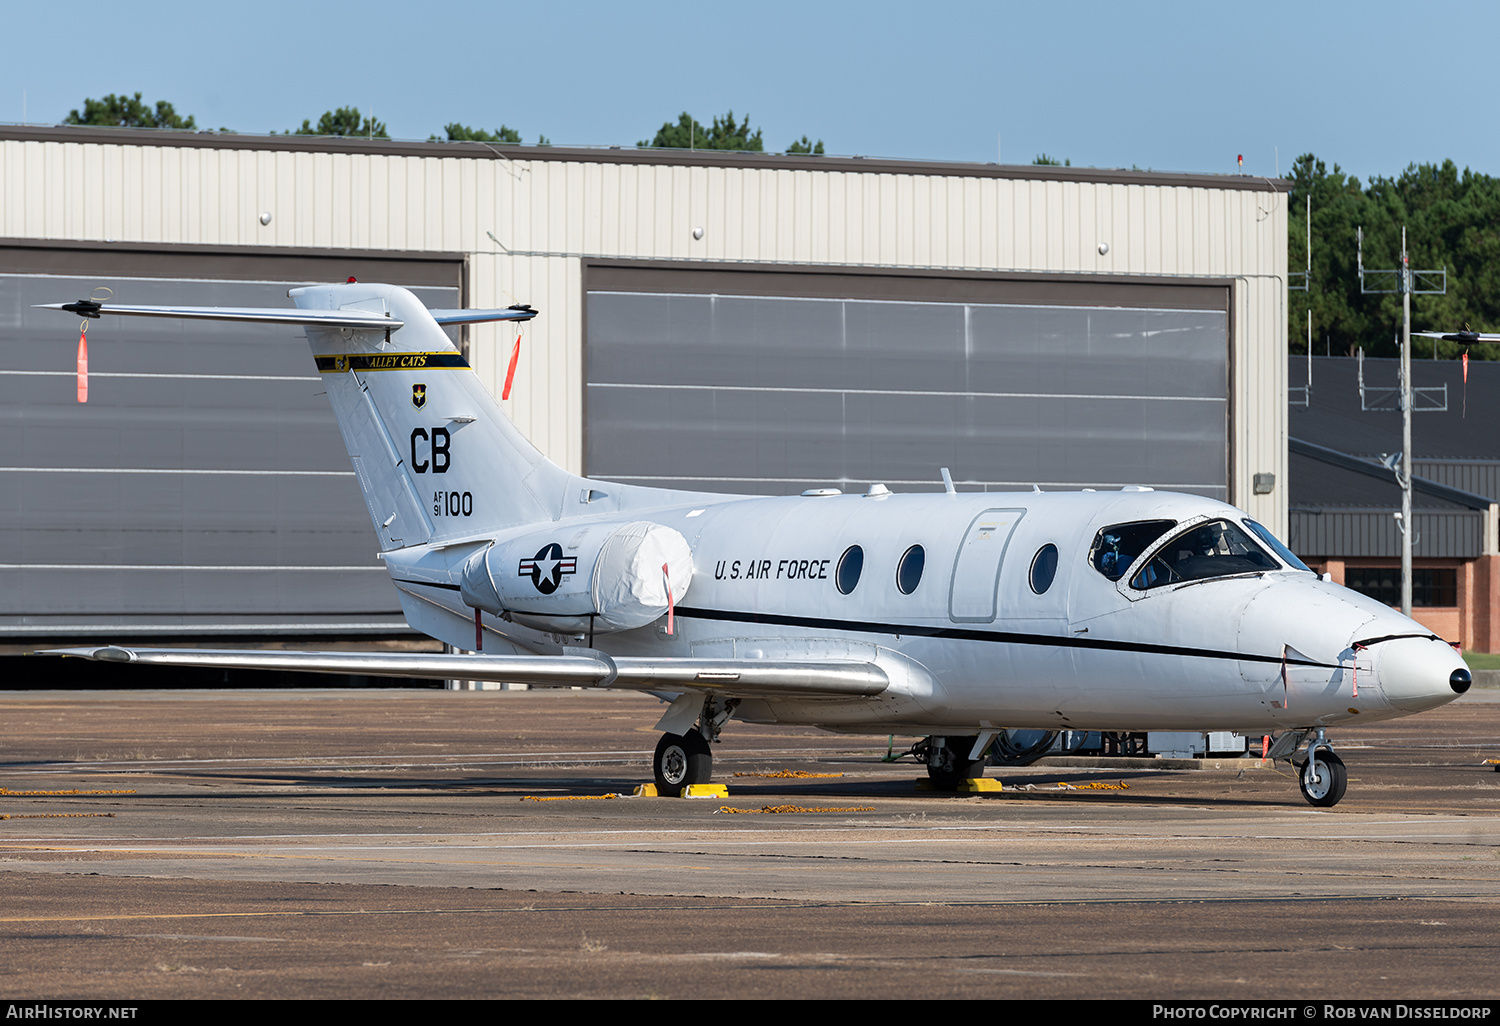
[[0, 242, 463, 637], [584, 265, 1231, 499]]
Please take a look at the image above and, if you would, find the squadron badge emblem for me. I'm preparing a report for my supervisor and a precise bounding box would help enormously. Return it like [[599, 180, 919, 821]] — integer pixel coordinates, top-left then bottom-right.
[[411, 383, 427, 409]]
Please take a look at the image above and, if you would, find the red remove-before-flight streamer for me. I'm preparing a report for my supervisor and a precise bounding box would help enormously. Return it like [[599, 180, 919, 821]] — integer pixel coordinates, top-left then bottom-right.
[[76, 323, 88, 404], [502, 332, 522, 400]]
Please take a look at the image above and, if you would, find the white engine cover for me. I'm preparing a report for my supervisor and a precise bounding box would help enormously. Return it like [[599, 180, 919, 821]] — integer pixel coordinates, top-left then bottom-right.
[[460, 520, 693, 633]]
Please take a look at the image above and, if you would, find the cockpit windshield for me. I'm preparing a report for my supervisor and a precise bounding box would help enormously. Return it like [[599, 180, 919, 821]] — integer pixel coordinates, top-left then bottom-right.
[[1129, 519, 1280, 590], [1243, 518, 1313, 573], [1089, 520, 1177, 581]]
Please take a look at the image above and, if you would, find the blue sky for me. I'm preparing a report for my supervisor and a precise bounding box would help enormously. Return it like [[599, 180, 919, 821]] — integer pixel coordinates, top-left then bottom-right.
[[4, 0, 1491, 183]]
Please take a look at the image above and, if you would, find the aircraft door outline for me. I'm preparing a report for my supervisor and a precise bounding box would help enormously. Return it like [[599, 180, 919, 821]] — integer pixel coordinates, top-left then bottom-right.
[[947, 508, 1025, 623]]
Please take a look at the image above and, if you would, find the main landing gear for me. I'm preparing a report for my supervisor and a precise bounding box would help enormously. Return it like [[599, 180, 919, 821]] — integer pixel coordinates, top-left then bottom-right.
[[652, 695, 738, 792], [653, 730, 712, 791], [916, 735, 988, 790], [914, 731, 1054, 788]]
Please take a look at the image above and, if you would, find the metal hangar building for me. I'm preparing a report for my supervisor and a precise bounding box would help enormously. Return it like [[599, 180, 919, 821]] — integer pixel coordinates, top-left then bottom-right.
[[0, 125, 1291, 641]]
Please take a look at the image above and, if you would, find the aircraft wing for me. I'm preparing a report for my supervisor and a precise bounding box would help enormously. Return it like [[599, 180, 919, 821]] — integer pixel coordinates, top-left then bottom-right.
[[41, 646, 889, 699]]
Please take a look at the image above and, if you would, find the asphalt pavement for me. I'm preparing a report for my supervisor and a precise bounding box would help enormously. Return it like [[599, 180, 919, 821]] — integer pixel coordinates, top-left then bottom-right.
[[2, 687, 1499, 999]]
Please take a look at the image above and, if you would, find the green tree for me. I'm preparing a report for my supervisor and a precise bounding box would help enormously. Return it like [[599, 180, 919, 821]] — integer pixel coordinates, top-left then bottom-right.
[[1032, 153, 1070, 166], [64, 92, 196, 130], [437, 122, 521, 144], [787, 135, 824, 155], [640, 110, 763, 151], [1286, 153, 1500, 360], [291, 107, 388, 138]]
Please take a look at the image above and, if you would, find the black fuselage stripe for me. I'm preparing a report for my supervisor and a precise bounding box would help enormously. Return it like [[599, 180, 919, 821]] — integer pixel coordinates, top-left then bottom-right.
[[672, 606, 1336, 669], [389, 581, 1338, 669], [394, 578, 462, 591]]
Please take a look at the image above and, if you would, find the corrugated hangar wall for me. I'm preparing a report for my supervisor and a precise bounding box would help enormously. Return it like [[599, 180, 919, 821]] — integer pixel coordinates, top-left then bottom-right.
[[0, 127, 1289, 637], [0, 243, 463, 636], [583, 264, 1233, 497]]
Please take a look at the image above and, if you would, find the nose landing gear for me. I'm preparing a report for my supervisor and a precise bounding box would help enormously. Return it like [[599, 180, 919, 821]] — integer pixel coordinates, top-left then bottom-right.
[[1299, 748, 1347, 807], [1274, 727, 1347, 808]]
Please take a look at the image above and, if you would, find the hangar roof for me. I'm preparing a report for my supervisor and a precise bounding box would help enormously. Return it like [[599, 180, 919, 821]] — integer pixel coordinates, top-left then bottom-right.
[[1290, 355, 1500, 462], [1286, 356, 1498, 560], [0, 125, 1293, 193], [1289, 440, 1486, 511]]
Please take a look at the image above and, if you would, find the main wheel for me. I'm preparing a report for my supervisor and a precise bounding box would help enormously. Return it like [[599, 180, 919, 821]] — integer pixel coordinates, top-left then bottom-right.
[[654, 730, 712, 792], [925, 735, 985, 790], [1298, 750, 1347, 808]]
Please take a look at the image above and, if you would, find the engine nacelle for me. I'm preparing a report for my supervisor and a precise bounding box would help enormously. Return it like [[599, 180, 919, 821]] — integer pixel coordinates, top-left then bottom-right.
[[459, 520, 693, 634]]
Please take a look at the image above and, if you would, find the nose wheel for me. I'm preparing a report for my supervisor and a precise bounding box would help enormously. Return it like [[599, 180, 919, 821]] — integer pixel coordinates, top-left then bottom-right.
[[1298, 749, 1347, 807]]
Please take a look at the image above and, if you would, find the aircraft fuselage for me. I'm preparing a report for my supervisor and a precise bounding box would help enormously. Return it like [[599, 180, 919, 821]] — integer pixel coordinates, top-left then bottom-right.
[[386, 486, 1464, 737]]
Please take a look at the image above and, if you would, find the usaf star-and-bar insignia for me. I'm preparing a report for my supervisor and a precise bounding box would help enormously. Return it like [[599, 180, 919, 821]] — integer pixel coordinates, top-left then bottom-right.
[[518, 543, 578, 595]]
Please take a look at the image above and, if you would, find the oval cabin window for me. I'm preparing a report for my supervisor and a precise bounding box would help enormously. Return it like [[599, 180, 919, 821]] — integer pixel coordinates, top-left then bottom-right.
[[836, 545, 864, 595], [1030, 544, 1059, 594], [896, 545, 925, 595]]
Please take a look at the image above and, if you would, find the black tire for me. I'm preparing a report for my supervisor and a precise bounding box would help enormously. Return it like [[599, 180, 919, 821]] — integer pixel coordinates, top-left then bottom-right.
[[1298, 750, 1347, 808], [654, 731, 712, 792], [925, 735, 985, 790]]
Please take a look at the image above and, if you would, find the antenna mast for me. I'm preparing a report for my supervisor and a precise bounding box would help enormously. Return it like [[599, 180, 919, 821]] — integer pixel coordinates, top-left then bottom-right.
[[1356, 227, 1447, 617]]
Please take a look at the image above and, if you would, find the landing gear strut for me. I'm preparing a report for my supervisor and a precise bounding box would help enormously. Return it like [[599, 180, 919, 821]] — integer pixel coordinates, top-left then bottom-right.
[[918, 735, 986, 790]]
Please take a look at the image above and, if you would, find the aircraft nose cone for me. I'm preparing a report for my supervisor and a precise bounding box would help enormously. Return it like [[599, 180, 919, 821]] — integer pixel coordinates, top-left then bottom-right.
[[1376, 637, 1468, 713]]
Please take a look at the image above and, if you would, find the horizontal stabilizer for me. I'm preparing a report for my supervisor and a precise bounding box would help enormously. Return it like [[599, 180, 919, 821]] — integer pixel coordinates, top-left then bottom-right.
[[429, 306, 537, 325], [34, 302, 403, 330], [1413, 330, 1500, 344], [41, 647, 889, 699]]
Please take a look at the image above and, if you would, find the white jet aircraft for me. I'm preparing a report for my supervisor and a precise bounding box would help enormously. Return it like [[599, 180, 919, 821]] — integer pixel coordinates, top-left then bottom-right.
[[39, 282, 1473, 807]]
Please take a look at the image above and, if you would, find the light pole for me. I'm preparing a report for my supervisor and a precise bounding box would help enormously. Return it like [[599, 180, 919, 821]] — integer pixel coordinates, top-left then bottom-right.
[[1400, 240, 1413, 616]]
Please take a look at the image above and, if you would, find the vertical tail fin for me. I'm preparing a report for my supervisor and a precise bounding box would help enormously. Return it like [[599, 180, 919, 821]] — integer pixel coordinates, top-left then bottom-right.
[[292, 283, 567, 549]]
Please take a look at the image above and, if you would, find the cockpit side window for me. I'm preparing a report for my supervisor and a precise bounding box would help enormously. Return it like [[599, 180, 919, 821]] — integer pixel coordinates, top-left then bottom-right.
[[1089, 520, 1176, 581], [1130, 519, 1279, 589]]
